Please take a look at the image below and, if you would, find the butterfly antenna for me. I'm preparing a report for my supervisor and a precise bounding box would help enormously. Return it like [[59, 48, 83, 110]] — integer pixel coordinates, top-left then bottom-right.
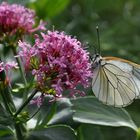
[[91, 43, 97, 56], [96, 26, 101, 55]]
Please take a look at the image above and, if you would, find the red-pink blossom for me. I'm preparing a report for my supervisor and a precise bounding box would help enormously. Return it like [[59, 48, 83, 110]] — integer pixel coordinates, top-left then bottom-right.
[[0, 2, 45, 37], [0, 61, 18, 72], [0, 61, 18, 83], [18, 30, 91, 97]]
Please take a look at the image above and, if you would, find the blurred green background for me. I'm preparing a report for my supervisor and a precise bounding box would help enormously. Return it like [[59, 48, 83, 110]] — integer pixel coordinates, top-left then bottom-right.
[[5, 0, 140, 62], [2, 0, 140, 139], [27, 0, 140, 63]]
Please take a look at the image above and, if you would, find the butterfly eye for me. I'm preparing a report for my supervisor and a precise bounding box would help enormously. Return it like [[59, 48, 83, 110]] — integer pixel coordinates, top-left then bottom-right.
[[92, 61, 99, 69], [92, 56, 101, 69], [92, 54, 99, 61]]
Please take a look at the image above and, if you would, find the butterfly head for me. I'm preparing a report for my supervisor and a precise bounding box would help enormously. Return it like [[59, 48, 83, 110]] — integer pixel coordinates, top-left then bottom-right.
[[93, 54, 102, 62], [92, 54, 102, 69]]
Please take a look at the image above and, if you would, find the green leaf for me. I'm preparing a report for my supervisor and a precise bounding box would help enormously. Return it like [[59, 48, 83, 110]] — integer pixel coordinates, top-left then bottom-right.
[[32, 96, 57, 128], [77, 124, 104, 140], [34, 97, 73, 128], [26, 125, 76, 140], [47, 98, 73, 125], [71, 96, 138, 131], [0, 125, 14, 140], [0, 116, 13, 126], [0, 104, 13, 125], [28, 0, 70, 19], [12, 83, 25, 93]]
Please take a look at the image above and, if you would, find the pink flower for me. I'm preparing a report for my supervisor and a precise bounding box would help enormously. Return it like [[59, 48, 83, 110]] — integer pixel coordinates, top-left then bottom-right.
[[0, 61, 18, 72], [0, 2, 45, 37], [18, 30, 91, 97], [18, 40, 36, 69], [30, 94, 44, 107], [0, 61, 18, 84]]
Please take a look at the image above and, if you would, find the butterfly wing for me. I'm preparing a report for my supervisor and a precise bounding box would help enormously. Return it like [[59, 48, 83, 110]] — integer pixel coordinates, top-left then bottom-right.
[[92, 57, 140, 107], [130, 66, 140, 98], [104, 57, 140, 98]]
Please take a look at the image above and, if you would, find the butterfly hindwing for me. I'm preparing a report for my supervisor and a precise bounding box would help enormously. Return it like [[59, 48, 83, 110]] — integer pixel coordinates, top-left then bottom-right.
[[105, 58, 140, 98]]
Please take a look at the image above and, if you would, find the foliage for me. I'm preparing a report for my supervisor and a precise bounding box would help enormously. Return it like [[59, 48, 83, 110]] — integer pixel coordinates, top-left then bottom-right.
[[0, 0, 140, 140]]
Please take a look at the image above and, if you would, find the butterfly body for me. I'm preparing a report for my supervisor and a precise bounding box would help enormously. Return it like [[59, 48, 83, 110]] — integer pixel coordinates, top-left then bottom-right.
[[92, 54, 140, 107]]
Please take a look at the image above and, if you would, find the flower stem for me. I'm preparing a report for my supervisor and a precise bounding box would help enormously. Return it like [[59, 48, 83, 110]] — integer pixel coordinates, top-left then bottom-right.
[[12, 46, 27, 85], [0, 61, 24, 140], [0, 58, 16, 114], [136, 128, 140, 140], [14, 89, 38, 117], [15, 123, 24, 140], [11, 46, 28, 100], [0, 81, 13, 115]]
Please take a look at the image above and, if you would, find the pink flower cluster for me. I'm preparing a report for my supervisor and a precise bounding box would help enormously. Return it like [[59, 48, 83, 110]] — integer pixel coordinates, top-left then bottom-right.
[[18, 31, 91, 97], [0, 61, 18, 72], [0, 2, 45, 36]]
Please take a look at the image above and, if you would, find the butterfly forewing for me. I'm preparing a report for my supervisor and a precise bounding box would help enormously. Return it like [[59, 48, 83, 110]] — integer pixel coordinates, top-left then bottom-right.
[[107, 83, 115, 106], [118, 79, 135, 105], [133, 67, 140, 80], [92, 56, 140, 107], [103, 66, 118, 88], [104, 64, 136, 106], [131, 67, 140, 97], [105, 58, 140, 98], [114, 89, 124, 106]]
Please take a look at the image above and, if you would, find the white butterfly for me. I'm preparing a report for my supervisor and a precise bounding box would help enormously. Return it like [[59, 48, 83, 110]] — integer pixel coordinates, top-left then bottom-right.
[[92, 54, 140, 107]]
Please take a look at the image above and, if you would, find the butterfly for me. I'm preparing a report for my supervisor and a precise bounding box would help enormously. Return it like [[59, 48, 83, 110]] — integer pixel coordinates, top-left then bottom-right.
[[92, 27, 140, 107]]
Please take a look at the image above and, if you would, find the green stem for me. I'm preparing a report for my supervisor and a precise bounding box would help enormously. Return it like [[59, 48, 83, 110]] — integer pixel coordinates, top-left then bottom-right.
[[1, 44, 26, 140], [11, 46, 28, 101], [0, 58, 16, 113], [0, 60, 24, 140], [136, 128, 140, 140], [15, 123, 24, 140], [12, 46, 27, 86], [27, 106, 41, 122], [14, 89, 38, 117], [0, 83, 13, 115]]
